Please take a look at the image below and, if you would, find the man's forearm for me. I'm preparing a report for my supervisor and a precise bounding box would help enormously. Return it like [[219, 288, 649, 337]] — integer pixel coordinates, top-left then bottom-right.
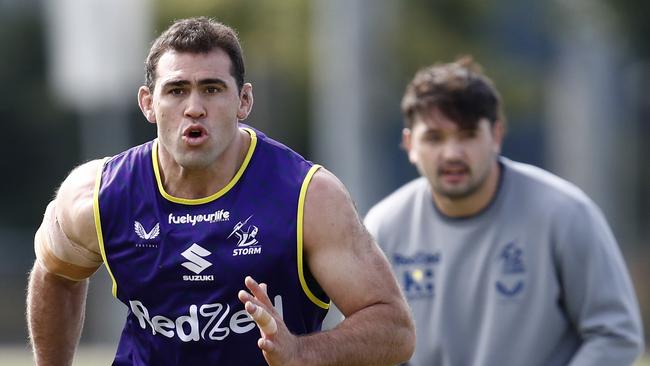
[[296, 302, 415, 366], [27, 262, 89, 366]]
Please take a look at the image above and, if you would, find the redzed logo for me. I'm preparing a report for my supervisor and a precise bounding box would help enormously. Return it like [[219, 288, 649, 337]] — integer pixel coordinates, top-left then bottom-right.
[[129, 295, 284, 342]]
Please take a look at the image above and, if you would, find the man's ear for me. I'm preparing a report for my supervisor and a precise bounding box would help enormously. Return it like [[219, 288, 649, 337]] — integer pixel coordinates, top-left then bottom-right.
[[402, 128, 417, 164], [138, 86, 156, 124], [492, 119, 505, 154], [236, 83, 254, 120]]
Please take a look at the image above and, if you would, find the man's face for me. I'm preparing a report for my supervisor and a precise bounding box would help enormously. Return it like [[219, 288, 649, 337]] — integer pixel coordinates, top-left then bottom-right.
[[138, 48, 252, 170], [403, 107, 503, 200]]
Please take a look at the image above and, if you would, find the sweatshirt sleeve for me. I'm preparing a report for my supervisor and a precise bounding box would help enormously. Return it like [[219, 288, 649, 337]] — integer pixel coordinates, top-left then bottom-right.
[[554, 199, 645, 366]]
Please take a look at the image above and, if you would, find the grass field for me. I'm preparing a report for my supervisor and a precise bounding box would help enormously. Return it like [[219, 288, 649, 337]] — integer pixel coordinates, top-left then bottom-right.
[[1, 345, 115, 365], [2, 345, 649, 365]]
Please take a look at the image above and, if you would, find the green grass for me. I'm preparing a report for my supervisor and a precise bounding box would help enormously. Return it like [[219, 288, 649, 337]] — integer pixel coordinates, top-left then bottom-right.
[[1, 345, 115, 366], [638, 355, 650, 366]]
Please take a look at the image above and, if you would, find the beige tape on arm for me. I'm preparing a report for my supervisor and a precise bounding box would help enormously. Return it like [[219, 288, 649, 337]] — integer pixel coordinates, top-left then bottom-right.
[[34, 202, 102, 281]]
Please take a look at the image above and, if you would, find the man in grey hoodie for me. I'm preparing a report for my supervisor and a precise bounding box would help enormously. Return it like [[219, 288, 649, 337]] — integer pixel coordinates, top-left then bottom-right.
[[365, 57, 645, 366]]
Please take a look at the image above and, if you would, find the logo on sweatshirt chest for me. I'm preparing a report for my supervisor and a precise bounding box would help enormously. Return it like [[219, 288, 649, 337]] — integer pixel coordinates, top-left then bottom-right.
[[392, 252, 440, 300], [495, 242, 526, 297]]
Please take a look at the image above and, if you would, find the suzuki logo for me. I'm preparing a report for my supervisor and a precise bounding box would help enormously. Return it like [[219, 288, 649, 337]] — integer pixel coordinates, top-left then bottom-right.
[[181, 244, 212, 274]]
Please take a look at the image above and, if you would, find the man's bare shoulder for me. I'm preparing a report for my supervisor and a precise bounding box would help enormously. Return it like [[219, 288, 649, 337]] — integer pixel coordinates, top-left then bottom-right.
[[55, 159, 104, 250], [302, 167, 367, 255], [305, 168, 351, 209]]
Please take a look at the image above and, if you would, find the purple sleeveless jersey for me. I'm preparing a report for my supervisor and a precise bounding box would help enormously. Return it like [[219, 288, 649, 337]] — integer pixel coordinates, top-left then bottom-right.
[[94, 126, 330, 365]]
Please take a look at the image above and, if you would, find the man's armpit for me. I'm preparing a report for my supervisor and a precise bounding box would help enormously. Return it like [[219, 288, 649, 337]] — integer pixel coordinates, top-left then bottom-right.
[[34, 202, 102, 281]]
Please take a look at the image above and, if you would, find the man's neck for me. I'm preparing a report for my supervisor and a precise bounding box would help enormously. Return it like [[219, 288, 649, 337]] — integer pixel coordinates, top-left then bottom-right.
[[432, 161, 501, 218]]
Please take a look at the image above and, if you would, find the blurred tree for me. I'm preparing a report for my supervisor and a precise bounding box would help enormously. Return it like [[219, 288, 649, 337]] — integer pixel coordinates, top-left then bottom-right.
[[0, 12, 78, 229], [605, 0, 650, 57], [0, 6, 80, 343], [606, 0, 650, 229]]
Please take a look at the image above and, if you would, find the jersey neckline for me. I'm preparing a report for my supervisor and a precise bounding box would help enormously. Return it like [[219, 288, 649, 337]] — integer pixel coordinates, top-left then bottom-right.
[[151, 127, 258, 205]]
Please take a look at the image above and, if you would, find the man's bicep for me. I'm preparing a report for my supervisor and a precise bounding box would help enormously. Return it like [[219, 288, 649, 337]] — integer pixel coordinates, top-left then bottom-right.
[[35, 200, 102, 281], [303, 171, 402, 316]]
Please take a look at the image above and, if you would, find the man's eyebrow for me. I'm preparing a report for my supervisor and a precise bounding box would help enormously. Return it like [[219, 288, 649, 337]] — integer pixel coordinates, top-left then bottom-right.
[[160, 78, 228, 89], [161, 80, 190, 89], [422, 126, 442, 133], [198, 78, 228, 87]]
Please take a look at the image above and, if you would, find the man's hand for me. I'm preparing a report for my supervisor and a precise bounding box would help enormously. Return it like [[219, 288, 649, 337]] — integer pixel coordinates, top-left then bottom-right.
[[238, 276, 300, 365]]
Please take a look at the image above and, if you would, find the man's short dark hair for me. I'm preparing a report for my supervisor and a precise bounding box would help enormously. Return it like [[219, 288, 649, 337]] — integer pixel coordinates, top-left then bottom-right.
[[144, 17, 245, 92], [401, 56, 503, 130]]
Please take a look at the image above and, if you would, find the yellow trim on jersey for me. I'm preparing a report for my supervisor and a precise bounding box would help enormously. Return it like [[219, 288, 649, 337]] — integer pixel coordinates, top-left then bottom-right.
[[297, 165, 330, 310], [152, 127, 258, 205], [93, 157, 118, 297]]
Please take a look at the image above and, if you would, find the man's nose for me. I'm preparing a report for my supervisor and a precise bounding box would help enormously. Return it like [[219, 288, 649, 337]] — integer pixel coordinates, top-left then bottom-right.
[[184, 92, 206, 119], [440, 138, 464, 160]]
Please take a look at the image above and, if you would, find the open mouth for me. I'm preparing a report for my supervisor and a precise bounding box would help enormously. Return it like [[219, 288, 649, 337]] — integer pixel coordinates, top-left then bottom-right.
[[441, 166, 468, 175], [438, 163, 470, 183], [182, 125, 208, 146]]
